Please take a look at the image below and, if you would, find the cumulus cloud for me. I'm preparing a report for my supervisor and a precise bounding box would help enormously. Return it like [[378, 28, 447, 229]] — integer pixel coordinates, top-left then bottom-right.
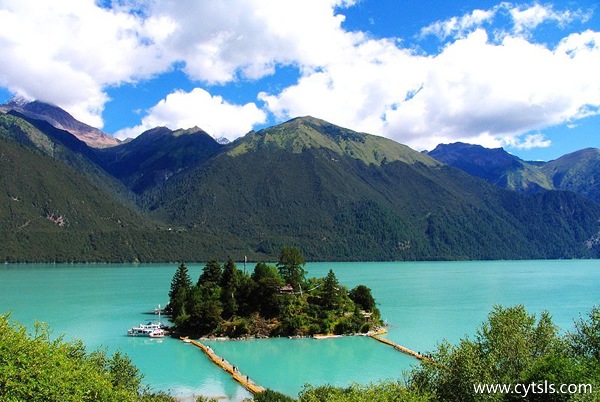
[[504, 133, 552, 149], [114, 88, 266, 140], [509, 3, 592, 35], [0, 0, 174, 127], [0, 0, 359, 130], [0, 0, 598, 153], [260, 38, 428, 135], [384, 29, 600, 150], [145, 0, 362, 83], [262, 4, 600, 151]]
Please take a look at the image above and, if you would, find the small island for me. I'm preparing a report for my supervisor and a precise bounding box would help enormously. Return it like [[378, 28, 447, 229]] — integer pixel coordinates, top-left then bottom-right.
[[166, 247, 382, 338]]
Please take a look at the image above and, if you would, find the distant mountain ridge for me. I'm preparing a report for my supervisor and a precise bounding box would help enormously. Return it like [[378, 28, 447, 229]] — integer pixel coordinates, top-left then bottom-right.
[[1, 106, 599, 262], [541, 148, 600, 203], [96, 125, 222, 194], [0, 98, 121, 148], [427, 143, 600, 202]]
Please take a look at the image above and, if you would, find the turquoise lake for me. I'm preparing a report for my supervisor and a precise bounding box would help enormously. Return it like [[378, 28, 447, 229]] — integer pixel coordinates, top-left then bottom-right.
[[1, 260, 599, 400]]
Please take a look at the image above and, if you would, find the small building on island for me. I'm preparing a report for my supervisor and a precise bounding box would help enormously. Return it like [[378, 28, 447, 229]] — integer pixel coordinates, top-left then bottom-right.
[[278, 284, 294, 294]]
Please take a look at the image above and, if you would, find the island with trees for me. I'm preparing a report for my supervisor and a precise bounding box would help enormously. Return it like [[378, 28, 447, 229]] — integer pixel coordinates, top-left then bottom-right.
[[166, 247, 382, 338]]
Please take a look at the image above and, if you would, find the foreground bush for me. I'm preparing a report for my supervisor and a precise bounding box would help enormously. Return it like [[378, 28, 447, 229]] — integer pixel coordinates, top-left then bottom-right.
[[0, 313, 173, 402], [298, 381, 430, 401], [410, 305, 600, 401]]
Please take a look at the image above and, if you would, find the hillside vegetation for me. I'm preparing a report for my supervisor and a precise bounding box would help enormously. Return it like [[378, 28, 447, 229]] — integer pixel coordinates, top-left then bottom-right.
[[2, 110, 600, 262]]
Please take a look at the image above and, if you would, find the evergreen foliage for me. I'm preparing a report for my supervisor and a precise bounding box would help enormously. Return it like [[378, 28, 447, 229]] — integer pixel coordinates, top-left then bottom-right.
[[277, 246, 307, 290], [428, 143, 600, 203], [298, 382, 429, 402], [168, 263, 192, 318], [167, 249, 382, 337], [4, 305, 599, 401], [348, 285, 377, 312]]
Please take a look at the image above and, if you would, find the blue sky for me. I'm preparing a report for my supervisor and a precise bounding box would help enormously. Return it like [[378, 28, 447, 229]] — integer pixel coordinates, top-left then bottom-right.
[[0, 0, 598, 161]]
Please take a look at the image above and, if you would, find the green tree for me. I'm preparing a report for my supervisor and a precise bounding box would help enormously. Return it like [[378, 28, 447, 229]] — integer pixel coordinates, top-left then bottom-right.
[[0, 313, 173, 401], [198, 260, 222, 286], [168, 262, 192, 319], [570, 306, 600, 361], [220, 257, 240, 319], [411, 305, 569, 402], [255, 389, 296, 402], [251, 262, 284, 317], [186, 286, 223, 335], [322, 269, 341, 310], [349, 285, 376, 312], [252, 262, 282, 283], [108, 350, 142, 393], [277, 246, 306, 290], [299, 381, 429, 402]]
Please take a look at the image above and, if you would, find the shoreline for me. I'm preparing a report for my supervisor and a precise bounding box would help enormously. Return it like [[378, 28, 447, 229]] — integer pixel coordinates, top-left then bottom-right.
[[182, 326, 389, 342]]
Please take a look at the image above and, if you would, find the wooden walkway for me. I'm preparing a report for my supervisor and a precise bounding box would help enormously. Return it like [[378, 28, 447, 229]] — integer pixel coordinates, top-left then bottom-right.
[[181, 337, 266, 395], [368, 329, 429, 361]]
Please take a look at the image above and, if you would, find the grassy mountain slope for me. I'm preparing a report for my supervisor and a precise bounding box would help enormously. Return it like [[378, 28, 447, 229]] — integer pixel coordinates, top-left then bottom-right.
[[229, 116, 437, 166], [145, 117, 600, 260], [3, 111, 599, 262], [542, 148, 600, 203], [0, 135, 142, 261]]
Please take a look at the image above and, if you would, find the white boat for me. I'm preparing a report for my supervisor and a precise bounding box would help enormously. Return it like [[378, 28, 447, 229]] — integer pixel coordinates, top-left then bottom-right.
[[127, 304, 167, 338], [127, 322, 165, 337]]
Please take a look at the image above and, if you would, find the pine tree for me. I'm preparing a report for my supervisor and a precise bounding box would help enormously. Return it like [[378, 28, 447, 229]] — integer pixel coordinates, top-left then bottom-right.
[[198, 260, 222, 286], [322, 269, 340, 310], [277, 246, 306, 290], [169, 262, 192, 299], [169, 262, 192, 318], [220, 257, 240, 319]]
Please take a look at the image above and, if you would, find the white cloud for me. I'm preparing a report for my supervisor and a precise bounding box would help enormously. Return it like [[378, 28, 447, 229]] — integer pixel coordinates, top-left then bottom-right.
[[260, 37, 428, 135], [0, 0, 360, 128], [420, 3, 593, 41], [261, 24, 600, 152], [419, 8, 495, 40], [0, 0, 172, 128], [114, 88, 266, 140], [147, 0, 363, 83], [503, 133, 552, 149], [261, 3, 600, 152], [0, 0, 598, 155], [510, 3, 592, 35]]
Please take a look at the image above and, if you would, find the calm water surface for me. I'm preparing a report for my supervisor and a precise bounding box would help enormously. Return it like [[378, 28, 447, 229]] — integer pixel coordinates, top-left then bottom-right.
[[1, 260, 599, 400]]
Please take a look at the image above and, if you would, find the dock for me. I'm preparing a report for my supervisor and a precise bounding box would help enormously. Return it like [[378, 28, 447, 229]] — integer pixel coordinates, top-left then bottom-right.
[[368, 329, 429, 361], [181, 337, 266, 395]]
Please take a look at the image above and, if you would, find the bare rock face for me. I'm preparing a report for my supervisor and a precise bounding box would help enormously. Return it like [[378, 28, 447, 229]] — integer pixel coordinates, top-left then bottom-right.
[[0, 97, 121, 148]]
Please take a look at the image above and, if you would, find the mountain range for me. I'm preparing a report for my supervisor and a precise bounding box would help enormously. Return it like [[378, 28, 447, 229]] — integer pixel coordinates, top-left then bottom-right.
[[427, 142, 600, 203], [1, 99, 599, 262]]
